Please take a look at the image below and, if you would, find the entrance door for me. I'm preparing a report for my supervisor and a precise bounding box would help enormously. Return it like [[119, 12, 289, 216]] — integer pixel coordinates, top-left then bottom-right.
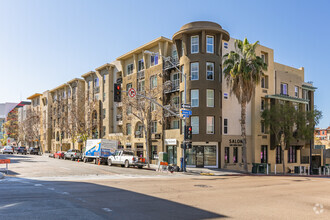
[[195, 146, 204, 168]]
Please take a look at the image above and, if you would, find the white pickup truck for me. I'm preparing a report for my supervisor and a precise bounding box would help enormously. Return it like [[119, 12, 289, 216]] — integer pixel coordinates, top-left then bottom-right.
[[108, 150, 146, 168]]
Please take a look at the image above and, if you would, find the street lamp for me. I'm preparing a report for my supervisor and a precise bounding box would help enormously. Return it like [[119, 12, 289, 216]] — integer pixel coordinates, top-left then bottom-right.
[[144, 50, 188, 172]]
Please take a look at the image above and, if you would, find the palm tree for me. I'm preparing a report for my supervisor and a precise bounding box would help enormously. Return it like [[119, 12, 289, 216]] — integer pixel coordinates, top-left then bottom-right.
[[223, 38, 268, 172]]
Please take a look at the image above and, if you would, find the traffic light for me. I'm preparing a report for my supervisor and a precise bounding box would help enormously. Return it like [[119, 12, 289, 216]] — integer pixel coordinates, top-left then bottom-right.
[[114, 83, 121, 102], [184, 125, 192, 140]]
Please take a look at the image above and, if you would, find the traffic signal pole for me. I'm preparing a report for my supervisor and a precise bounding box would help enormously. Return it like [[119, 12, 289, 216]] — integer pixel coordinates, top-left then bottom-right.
[[183, 72, 187, 172]]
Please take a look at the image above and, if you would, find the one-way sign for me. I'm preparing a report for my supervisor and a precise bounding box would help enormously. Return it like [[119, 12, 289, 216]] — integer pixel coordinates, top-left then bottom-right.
[[181, 104, 191, 109]]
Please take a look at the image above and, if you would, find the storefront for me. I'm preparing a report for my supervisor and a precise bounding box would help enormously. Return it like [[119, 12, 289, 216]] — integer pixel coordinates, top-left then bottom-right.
[[165, 139, 178, 165], [186, 143, 218, 168]]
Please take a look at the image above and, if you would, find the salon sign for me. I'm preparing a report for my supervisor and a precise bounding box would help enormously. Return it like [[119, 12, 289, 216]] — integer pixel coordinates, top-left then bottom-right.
[[229, 139, 243, 146]]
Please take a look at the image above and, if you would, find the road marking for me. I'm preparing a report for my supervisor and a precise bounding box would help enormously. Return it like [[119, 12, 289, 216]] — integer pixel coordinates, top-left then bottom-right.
[[47, 187, 55, 190], [60, 167, 71, 170], [61, 192, 70, 195], [34, 184, 43, 187], [102, 208, 112, 212], [0, 203, 21, 210]]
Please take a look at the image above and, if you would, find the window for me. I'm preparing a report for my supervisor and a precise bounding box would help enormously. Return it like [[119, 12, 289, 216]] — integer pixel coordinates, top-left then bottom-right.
[[261, 52, 268, 65], [68, 89, 71, 98], [302, 89, 307, 99], [261, 99, 265, 111], [207, 89, 214, 107], [288, 146, 297, 163], [151, 121, 157, 134], [126, 83, 132, 96], [224, 42, 228, 49], [206, 35, 214, 53], [102, 126, 106, 137], [276, 146, 282, 164], [138, 59, 144, 71], [225, 147, 229, 163], [295, 86, 299, 98], [281, 83, 288, 95], [150, 54, 158, 66], [72, 87, 76, 96], [191, 116, 199, 134], [151, 102, 157, 111], [181, 65, 184, 83], [138, 80, 145, 92], [150, 75, 157, 89], [103, 108, 106, 119], [206, 116, 214, 134], [233, 147, 238, 163], [88, 81, 91, 90], [224, 93, 228, 99], [126, 105, 132, 115], [126, 123, 131, 135], [261, 121, 265, 134], [63, 90, 66, 98], [261, 76, 268, 89], [190, 62, 199, 80], [127, 63, 133, 75], [261, 145, 268, 163], [171, 120, 179, 129], [191, 35, 199, 53], [206, 62, 214, 80], [94, 78, 99, 88], [103, 92, 106, 101], [172, 96, 180, 110], [191, 89, 199, 107], [224, 118, 228, 134]]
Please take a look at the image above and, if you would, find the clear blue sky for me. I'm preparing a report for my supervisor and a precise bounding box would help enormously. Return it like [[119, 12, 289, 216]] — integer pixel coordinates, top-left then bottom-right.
[[0, 0, 329, 127]]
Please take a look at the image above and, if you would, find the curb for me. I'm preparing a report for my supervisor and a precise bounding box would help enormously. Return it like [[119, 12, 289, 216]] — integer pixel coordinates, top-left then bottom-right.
[[0, 172, 4, 179]]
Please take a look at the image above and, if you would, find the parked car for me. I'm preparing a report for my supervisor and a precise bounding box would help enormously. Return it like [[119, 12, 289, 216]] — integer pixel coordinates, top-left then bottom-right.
[[54, 151, 65, 159], [13, 146, 19, 153], [1, 146, 14, 154], [28, 147, 39, 155], [16, 147, 27, 155], [64, 149, 82, 161], [108, 150, 146, 168], [48, 153, 55, 158]]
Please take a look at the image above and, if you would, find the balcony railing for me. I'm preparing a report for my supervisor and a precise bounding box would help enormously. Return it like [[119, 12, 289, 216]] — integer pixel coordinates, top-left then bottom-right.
[[137, 70, 145, 79], [164, 80, 180, 93], [116, 78, 123, 84], [164, 57, 179, 70]]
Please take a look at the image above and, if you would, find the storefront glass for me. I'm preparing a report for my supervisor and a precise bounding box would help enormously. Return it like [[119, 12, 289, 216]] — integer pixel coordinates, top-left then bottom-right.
[[204, 146, 216, 166], [186, 148, 196, 165], [167, 145, 177, 165]]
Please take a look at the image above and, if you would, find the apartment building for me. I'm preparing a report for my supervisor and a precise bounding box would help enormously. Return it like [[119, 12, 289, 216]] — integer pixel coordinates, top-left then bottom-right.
[[48, 78, 85, 152], [26, 94, 43, 149], [21, 21, 316, 173]]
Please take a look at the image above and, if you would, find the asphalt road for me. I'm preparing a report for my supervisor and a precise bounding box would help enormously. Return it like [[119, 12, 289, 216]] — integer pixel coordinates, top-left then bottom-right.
[[1, 154, 330, 219]]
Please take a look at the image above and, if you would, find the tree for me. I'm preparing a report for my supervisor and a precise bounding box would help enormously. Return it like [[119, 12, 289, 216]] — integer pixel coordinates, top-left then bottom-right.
[[122, 79, 167, 168], [262, 102, 322, 174], [223, 38, 268, 172], [3, 108, 19, 141], [262, 102, 297, 174], [0, 134, 8, 146], [24, 108, 41, 148]]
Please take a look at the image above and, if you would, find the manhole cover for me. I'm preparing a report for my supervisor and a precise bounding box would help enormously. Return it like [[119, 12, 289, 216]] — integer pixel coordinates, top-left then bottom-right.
[[194, 184, 212, 188]]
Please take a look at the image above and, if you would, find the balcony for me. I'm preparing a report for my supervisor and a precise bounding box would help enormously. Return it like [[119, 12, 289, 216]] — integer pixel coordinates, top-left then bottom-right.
[[164, 57, 179, 70], [116, 102, 123, 108], [164, 80, 180, 94], [137, 70, 145, 79], [116, 78, 123, 84], [164, 104, 179, 117], [116, 114, 123, 125]]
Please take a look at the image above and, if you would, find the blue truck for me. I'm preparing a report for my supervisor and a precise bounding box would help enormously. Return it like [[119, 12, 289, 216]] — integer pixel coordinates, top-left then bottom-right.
[[82, 139, 118, 164]]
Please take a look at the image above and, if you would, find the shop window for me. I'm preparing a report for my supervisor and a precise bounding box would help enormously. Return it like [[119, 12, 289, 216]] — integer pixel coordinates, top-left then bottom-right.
[[261, 145, 268, 163], [204, 146, 216, 166], [225, 147, 230, 163], [167, 145, 177, 165], [151, 146, 158, 160], [288, 146, 297, 163], [276, 146, 282, 164], [233, 147, 238, 163], [186, 147, 196, 165]]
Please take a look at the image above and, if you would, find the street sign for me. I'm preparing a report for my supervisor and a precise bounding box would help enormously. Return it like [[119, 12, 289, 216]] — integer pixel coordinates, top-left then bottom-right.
[[181, 109, 192, 115], [128, 88, 136, 98], [181, 104, 191, 109]]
